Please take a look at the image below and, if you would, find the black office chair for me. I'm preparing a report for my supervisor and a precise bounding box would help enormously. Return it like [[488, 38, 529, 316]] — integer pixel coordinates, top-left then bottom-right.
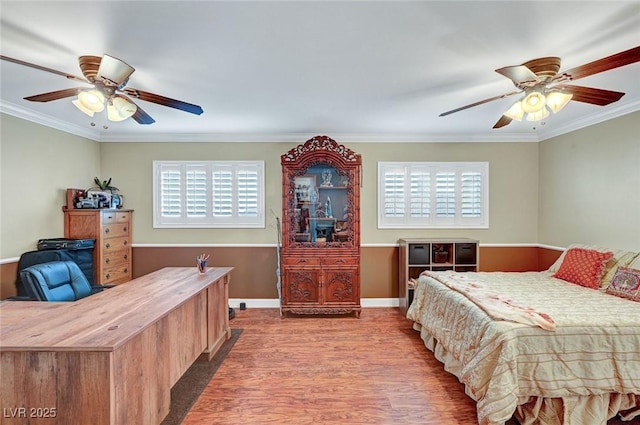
[[19, 261, 110, 302]]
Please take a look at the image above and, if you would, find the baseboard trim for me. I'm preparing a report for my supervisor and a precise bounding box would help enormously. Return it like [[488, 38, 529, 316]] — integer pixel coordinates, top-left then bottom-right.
[[229, 298, 400, 309]]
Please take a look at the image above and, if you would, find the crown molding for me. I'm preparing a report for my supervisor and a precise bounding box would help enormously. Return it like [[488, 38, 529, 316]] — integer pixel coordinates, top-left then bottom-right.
[[3, 98, 638, 144], [0, 100, 101, 141], [536, 98, 640, 141]]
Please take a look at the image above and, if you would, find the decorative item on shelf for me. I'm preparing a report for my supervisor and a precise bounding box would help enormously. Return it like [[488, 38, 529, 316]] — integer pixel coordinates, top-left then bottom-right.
[[321, 168, 333, 187], [340, 175, 348, 187], [196, 253, 209, 274], [294, 175, 315, 202], [325, 196, 332, 218], [310, 186, 319, 205], [89, 177, 124, 209], [433, 244, 449, 263]]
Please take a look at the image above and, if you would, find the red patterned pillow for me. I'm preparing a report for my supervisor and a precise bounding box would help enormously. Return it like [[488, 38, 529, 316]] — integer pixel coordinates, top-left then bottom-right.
[[606, 267, 640, 302], [553, 248, 614, 289]]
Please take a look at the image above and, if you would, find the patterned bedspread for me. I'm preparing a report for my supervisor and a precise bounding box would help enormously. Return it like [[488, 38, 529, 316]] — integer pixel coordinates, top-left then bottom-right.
[[406, 271, 640, 425]]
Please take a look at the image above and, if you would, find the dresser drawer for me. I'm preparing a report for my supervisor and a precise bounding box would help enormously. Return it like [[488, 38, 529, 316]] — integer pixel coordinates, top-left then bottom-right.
[[102, 211, 118, 224], [102, 236, 130, 251], [102, 264, 131, 284], [102, 249, 130, 268], [116, 212, 131, 223], [102, 222, 130, 238], [282, 257, 321, 266]]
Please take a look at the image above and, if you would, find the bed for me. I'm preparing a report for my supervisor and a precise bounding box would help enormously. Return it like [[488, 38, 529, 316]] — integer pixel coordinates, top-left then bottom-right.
[[406, 245, 640, 425]]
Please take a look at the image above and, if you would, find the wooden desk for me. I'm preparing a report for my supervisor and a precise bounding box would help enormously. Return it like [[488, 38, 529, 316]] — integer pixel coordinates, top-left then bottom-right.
[[0, 267, 232, 425]]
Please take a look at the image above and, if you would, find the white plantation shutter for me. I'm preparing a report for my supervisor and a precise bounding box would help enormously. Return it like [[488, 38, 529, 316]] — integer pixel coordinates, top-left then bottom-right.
[[237, 167, 259, 217], [378, 162, 488, 229], [212, 168, 233, 218], [154, 161, 264, 228], [409, 171, 430, 218], [461, 171, 482, 218], [186, 166, 207, 218], [160, 165, 182, 219], [435, 172, 456, 218]]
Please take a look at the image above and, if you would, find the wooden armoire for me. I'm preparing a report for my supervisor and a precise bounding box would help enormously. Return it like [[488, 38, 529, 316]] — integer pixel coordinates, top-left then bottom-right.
[[280, 135, 361, 317]]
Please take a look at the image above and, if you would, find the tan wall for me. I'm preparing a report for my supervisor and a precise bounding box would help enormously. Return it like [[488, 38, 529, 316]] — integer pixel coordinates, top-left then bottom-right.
[[1, 114, 101, 258], [99, 140, 540, 245], [539, 111, 640, 251], [2, 112, 632, 300]]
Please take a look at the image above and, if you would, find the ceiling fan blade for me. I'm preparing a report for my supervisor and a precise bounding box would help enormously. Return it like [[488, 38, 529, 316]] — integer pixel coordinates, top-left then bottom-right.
[[122, 87, 204, 115], [1, 55, 89, 83], [557, 84, 625, 106], [560, 45, 640, 81], [439, 90, 521, 117], [130, 104, 156, 125], [24, 87, 83, 102], [493, 115, 513, 129], [97, 54, 135, 87], [495, 65, 539, 84]]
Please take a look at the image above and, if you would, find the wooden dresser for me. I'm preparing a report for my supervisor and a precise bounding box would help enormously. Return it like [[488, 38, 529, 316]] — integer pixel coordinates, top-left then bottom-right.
[[63, 208, 133, 285]]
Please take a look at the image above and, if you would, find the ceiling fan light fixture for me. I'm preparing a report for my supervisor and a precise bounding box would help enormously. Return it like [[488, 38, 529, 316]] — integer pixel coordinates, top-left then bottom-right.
[[75, 89, 105, 113], [72, 99, 95, 117], [526, 107, 549, 122], [521, 91, 546, 113], [107, 96, 137, 121], [546, 91, 573, 113], [504, 101, 525, 121]]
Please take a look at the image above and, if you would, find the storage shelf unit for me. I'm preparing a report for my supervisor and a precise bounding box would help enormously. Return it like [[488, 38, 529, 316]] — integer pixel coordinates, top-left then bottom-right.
[[398, 238, 478, 315]]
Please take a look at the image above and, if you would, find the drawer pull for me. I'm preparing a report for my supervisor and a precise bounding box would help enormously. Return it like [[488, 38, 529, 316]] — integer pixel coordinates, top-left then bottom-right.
[[124, 268, 128, 273], [106, 274, 111, 279], [124, 254, 128, 260], [105, 228, 110, 233], [106, 258, 110, 264], [106, 243, 111, 248], [123, 227, 127, 232], [124, 240, 128, 246]]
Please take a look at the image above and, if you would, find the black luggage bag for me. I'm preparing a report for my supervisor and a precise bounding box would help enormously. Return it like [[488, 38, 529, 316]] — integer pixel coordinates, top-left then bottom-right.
[[37, 238, 95, 251]]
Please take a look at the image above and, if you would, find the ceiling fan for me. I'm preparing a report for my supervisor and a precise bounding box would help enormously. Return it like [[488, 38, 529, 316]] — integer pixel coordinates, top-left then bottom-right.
[[439, 45, 640, 129], [0, 53, 204, 125]]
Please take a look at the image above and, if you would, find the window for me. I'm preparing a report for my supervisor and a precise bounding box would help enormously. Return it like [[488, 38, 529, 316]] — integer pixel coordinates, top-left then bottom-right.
[[153, 161, 265, 228], [378, 162, 488, 229]]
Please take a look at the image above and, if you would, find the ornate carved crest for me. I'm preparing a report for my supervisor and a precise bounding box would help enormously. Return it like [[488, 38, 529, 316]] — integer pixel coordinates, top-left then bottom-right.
[[281, 135, 361, 163]]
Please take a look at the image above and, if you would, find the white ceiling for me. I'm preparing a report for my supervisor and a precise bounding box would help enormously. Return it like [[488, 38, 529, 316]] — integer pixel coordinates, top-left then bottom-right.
[[1, 1, 639, 143]]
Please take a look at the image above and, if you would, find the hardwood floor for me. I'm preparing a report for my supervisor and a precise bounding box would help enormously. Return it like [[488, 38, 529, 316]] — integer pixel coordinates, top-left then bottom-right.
[[182, 308, 478, 424], [181, 308, 630, 425]]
